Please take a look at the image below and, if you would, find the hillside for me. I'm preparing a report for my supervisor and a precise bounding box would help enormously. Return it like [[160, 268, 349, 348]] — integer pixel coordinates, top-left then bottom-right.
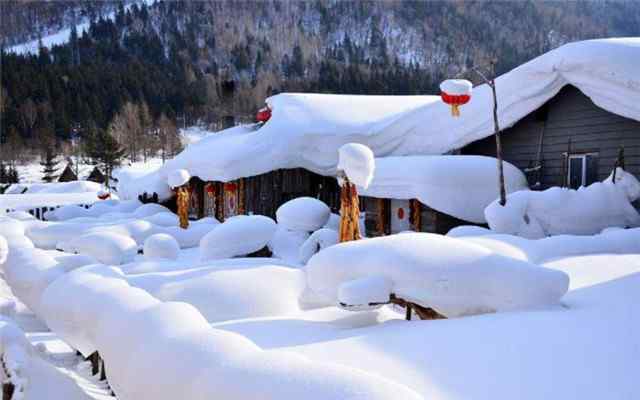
[[1, 1, 640, 164]]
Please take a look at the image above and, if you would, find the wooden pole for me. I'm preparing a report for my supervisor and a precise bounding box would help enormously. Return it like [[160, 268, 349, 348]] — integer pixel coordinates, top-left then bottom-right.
[[338, 174, 362, 243], [490, 80, 507, 206], [2, 383, 14, 400]]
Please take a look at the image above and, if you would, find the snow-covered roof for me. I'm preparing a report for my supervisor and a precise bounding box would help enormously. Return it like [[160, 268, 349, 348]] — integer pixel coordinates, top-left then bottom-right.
[[122, 38, 640, 201]]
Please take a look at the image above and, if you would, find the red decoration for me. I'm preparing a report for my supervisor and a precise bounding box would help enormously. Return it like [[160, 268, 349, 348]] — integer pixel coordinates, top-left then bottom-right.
[[97, 192, 111, 200], [224, 182, 237, 192], [256, 106, 272, 123], [205, 183, 216, 195], [440, 92, 471, 117], [397, 207, 405, 220]]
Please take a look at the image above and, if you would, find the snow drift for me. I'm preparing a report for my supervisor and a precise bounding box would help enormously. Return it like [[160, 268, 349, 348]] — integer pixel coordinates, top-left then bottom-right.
[[485, 168, 640, 238], [305, 233, 569, 317]]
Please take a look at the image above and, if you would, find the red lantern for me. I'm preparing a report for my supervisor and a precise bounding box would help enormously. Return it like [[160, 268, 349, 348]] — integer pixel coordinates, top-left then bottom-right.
[[440, 79, 473, 117], [256, 106, 271, 123], [97, 192, 111, 200], [205, 183, 216, 196]]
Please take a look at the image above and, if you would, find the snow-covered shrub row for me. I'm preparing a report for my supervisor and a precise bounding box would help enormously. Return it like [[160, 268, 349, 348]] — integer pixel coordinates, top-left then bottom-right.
[[200, 215, 277, 261], [143, 234, 180, 260], [39, 265, 422, 399], [306, 233, 569, 317], [276, 197, 330, 232], [127, 265, 306, 322], [299, 228, 339, 264], [485, 169, 640, 238], [453, 227, 640, 264]]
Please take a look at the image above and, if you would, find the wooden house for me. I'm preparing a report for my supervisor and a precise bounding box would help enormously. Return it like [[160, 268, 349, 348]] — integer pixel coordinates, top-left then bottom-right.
[[463, 85, 640, 191], [125, 39, 639, 236], [58, 163, 78, 182]]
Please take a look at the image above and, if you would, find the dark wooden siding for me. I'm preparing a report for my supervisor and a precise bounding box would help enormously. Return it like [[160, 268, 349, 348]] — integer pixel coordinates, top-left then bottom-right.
[[243, 168, 341, 219], [463, 85, 640, 189]]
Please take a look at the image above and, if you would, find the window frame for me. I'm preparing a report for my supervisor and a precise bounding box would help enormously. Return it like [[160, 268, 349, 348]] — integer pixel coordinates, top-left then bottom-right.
[[566, 152, 598, 189]]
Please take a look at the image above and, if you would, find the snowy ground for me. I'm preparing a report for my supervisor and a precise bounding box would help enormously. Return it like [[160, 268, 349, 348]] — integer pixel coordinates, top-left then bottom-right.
[[0, 194, 637, 399]]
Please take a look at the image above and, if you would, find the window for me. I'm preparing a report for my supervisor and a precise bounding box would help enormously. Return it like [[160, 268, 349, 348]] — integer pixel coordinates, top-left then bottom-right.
[[567, 153, 598, 189]]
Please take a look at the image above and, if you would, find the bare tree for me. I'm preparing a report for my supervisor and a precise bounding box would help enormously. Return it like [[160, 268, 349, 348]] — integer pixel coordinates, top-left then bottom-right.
[[19, 98, 38, 138], [109, 102, 142, 162], [157, 113, 182, 162]]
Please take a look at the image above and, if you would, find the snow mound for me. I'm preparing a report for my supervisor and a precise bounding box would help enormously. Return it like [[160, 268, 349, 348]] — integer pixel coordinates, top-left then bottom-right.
[[143, 212, 179, 227], [6, 211, 36, 221], [144, 234, 179, 260], [447, 225, 493, 238], [299, 228, 339, 264], [276, 197, 331, 232], [156, 220, 219, 249], [132, 203, 172, 218], [458, 227, 640, 264], [337, 143, 375, 189], [200, 215, 277, 261], [45, 204, 90, 221], [306, 233, 569, 317], [0, 236, 7, 266], [38, 266, 422, 399], [0, 217, 25, 238], [338, 276, 393, 311], [485, 169, 640, 238], [66, 232, 138, 265], [168, 169, 190, 188], [129, 265, 306, 322], [268, 227, 309, 264]]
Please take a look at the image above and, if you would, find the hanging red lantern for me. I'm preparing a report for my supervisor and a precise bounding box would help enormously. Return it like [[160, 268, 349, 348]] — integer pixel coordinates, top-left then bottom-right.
[[97, 191, 111, 200], [256, 106, 272, 123], [205, 183, 216, 196], [439, 79, 473, 117]]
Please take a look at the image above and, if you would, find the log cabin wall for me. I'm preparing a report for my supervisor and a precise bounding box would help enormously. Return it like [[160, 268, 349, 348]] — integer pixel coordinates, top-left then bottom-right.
[[463, 85, 640, 189]]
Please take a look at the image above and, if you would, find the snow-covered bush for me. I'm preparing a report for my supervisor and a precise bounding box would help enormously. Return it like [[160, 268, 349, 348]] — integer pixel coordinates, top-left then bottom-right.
[[276, 197, 331, 232], [268, 226, 309, 264], [485, 168, 640, 238], [299, 228, 339, 264], [65, 232, 138, 265], [200, 215, 277, 261], [337, 143, 375, 188], [144, 234, 179, 260], [323, 213, 340, 231], [306, 233, 569, 317]]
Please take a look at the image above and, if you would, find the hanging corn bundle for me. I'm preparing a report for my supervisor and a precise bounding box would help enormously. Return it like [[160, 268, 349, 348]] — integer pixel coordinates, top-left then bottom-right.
[[338, 173, 361, 242], [176, 186, 190, 229], [336, 143, 375, 243], [168, 169, 192, 230]]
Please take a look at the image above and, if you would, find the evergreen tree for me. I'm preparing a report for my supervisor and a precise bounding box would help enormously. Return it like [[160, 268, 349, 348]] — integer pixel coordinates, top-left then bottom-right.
[[40, 148, 60, 183], [84, 125, 126, 190]]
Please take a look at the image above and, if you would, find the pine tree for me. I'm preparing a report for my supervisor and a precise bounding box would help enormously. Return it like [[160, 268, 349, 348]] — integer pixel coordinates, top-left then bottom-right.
[[84, 125, 126, 190], [40, 148, 60, 183]]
